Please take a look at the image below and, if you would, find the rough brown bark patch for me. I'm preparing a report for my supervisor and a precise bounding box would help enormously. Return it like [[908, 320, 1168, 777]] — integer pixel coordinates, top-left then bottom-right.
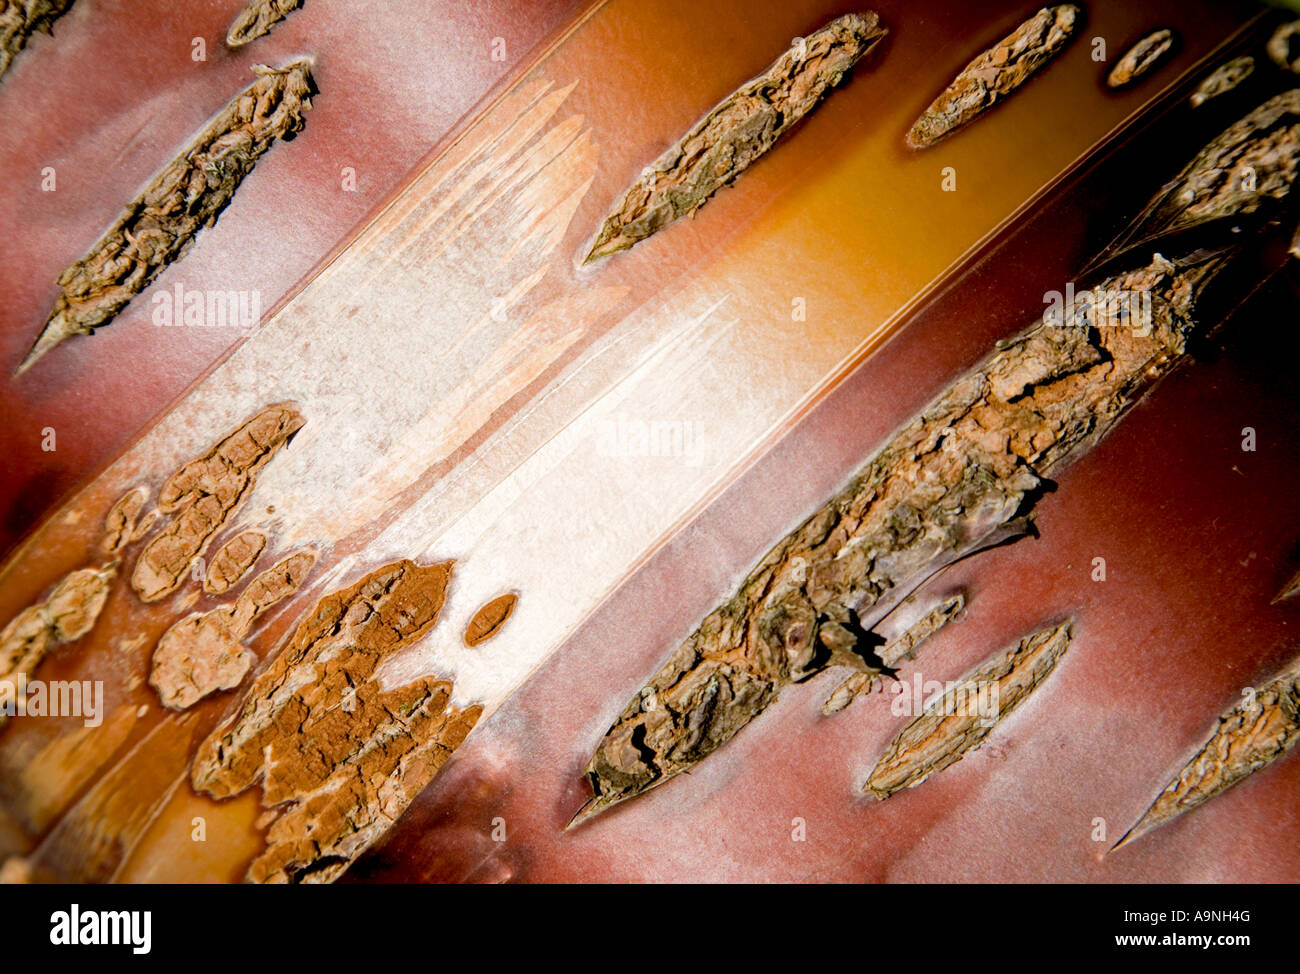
[[1116, 656, 1300, 849], [100, 486, 147, 554], [907, 5, 1080, 149], [584, 12, 886, 262], [464, 593, 517, 647], [0, 564, 115, 730], [149, 549, 315, 710], [190, 560, 481, 883], [1189, 56, 1254, 108], [203, 530, 267, 595], [130, 404, 303, 603], [18, 60, 314, 374], [864, 621, 1072, 798], [1109, 89, 1300, 252], [1107, 29, 1175, 89], [226, 0, 304, 47]]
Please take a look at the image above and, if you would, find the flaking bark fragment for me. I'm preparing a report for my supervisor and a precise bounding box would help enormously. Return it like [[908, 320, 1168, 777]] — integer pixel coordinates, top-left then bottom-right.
[[190, 560, 481, 884], [0, 0, 74, 81], [1189, 56, 1254, 109], [203, 529, 267, 595], [1268, 20, 1300, 75], [149, 549, 315, 710], [1115, 656, 1300, 849], [1106, 29, 1174, 89], [864, 621, 1072, 798], [226, 0, 304, 47], [0, 564, 115, 729], [822, 593, 965, 716], [17, 60, 314, 375], [575, 91, 1300, 824], [584, 12, 886, 262], [906, 5, 1080, 149], [130, 404, 303, 603], [100, 486, 147, 553], [465, 593, 517, 647]]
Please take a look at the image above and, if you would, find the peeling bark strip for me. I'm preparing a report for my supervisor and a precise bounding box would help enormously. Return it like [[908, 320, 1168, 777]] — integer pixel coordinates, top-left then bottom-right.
[[203, 530, 267, 595], [865, 622, 1072, 798], [226, 0, 304, 47], [584, 12, 885, 262], [822, 593, 965, 716], [100, 486, 148, 553], [906, 5, 1080, 149], [1190, 56, 1254, 109], [130, 405, 303, 603], [1268, 20, 1300, 75], [1106, 29, 1175, 89], [190, 561, 482, 883], [0, 0, 74, 81], [575, 92, 1300, 824], [17, 61, 314, 375], [0, 565, 115, 729], [150, 549, 315, 710], [1116, 656, 1300, 849], [465, 593, 518, 646]]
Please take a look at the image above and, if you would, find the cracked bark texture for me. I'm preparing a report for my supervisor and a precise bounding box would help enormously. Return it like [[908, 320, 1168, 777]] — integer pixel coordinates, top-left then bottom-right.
[[18, 60, 314, 374], [465, 593, 517, 647], [0, 0, 74, 81], [150, 549, 315, 710], [1107, 29, 1174, 89], [576, 90, 1300, 823], [0, 565, 115, 729], [584, 12, 885, 262], [1116, 656, 1300, 849], [906, 5, 1080, 149], [130, 404, 303, 603], [203, 529, 266, 595], [822, 592, 965, 716], [865, 621, 1072, 798], [190, 560, 481, 884], [1189, 56, 1254, 109], [226, 0, 304, 47]]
